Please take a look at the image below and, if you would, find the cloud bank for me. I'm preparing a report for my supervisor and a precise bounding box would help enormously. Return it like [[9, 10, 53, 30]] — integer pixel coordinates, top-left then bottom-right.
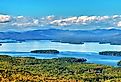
[[1, 14, 121, 31]]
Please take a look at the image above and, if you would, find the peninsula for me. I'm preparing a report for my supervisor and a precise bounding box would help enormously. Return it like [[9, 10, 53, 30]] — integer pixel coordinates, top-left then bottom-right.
[[99, 51, 121, 56]]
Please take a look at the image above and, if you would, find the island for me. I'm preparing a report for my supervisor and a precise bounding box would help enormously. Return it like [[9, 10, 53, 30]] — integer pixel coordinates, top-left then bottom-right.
[[31, 50, 59, 54], [51, 40, 84, 44], [99, 51, 121, 56]]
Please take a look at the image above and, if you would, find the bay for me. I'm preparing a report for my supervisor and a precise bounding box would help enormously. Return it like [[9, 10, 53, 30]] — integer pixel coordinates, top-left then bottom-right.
[[0, 40, 121, 66]]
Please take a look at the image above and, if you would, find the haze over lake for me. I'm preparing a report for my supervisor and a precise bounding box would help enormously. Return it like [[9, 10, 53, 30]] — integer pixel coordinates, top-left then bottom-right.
[[1, 40, 121, 52], [0, 40, 121, 66]]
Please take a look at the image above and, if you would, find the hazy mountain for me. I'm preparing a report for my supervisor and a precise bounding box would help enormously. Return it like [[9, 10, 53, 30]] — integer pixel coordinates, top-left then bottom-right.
[[0, 29, 121, 44]]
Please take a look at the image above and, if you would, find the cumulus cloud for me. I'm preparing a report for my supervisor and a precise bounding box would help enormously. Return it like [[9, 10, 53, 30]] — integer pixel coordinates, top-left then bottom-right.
[[117, 21, 121, 27], [0, 15, 11, 23], [1, 14, 121, 31], [50, 16, 112, 27], [12, 19, 39, 27]]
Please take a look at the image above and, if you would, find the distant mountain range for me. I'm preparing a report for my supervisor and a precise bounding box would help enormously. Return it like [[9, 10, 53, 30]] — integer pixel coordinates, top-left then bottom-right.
[[0, 29, 121, 45]]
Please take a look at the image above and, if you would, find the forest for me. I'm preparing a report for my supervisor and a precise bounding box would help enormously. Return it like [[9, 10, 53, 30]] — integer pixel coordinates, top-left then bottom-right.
[[0, 55, 121, 82]]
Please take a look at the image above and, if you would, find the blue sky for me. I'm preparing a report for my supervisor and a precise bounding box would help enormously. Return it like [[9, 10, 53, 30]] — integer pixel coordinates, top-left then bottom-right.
[[1, 0, 121, 31], [0, 0, 121, 16]]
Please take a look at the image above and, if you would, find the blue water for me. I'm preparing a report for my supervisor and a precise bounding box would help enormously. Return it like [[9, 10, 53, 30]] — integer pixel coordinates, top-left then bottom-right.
[[0, 40, 121, 66], [0, 51, 120, 66]]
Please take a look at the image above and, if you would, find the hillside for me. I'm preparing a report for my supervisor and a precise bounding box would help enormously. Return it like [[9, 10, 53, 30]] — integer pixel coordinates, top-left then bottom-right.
[[0, 55, 121, 81]]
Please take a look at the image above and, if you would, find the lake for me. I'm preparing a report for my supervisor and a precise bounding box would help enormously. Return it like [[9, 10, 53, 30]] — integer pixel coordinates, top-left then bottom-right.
[[0, 40, 121, 66]]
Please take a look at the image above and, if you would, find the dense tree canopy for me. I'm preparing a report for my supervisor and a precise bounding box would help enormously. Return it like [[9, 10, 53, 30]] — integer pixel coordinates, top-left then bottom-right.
[[0, 55, 121, 82]]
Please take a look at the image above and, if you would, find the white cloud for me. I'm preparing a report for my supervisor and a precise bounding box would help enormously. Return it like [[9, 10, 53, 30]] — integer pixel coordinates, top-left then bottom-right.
[[1, 14, 121, 31], [0, 15, 11, 23], [50, 16, 112, 27], [46, 15, 55, 20], [12, 19, 40, 27], [117, 21, 121, 27]]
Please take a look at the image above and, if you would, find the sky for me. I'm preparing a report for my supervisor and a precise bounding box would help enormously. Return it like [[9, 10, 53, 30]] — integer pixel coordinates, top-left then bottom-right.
[[0, 0, 121, 31], [0, 0, 121, 16]]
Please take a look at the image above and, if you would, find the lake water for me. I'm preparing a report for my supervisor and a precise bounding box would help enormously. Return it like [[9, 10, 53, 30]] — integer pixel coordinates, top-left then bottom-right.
[[0, 40, 121, 66]]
